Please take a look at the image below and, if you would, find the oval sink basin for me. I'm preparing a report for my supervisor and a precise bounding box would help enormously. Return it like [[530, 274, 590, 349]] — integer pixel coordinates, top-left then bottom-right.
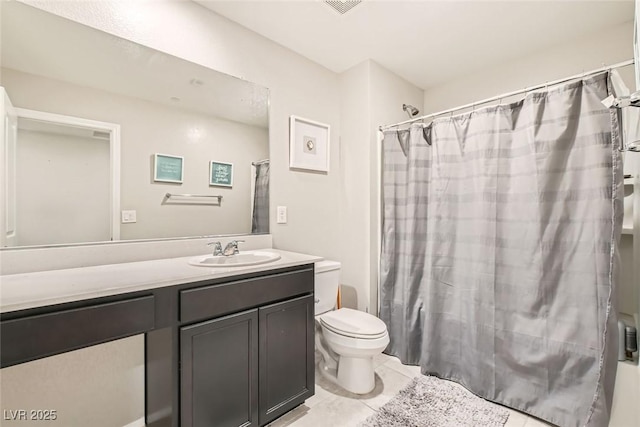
[[189, 251, 281, 268]]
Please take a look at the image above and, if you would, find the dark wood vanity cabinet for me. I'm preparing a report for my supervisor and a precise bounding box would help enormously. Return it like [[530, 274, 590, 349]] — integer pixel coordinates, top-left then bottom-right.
[[147, 264, 315, 427], [1, 263, 315, 427], [180, 294, 315, 427]]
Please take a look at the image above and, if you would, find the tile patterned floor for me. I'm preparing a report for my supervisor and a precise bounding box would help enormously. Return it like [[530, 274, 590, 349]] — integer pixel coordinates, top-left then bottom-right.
[[267, 353, 638, 427]]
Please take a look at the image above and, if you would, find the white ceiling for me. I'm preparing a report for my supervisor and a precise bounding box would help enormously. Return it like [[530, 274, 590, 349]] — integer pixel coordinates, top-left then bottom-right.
[[196, 0, 634, 89]]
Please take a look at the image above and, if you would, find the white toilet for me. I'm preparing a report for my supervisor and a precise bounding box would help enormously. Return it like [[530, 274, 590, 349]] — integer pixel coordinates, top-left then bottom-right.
[[314, 260, 390, 394]]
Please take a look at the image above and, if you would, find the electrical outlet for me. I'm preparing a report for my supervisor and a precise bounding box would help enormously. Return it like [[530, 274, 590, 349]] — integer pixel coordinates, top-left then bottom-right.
[[276, 206, 287, 224], [121, 210, 137, 223]]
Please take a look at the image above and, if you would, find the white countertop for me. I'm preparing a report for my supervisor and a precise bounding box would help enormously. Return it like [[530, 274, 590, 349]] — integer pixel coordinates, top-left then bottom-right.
[[0, 249, 321, 313]]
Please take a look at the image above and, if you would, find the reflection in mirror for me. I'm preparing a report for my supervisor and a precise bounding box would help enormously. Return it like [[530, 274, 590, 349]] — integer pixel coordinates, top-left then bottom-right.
[[10, 111, 120, 246], [0, 2, 270, 248]]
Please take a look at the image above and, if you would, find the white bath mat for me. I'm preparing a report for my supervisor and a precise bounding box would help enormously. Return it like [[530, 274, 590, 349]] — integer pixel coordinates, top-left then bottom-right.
[[360, 375, 510, 427]]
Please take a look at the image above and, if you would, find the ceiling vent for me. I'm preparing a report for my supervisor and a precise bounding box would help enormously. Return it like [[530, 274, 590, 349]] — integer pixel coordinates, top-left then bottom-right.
[[324, 1, 362, 15]]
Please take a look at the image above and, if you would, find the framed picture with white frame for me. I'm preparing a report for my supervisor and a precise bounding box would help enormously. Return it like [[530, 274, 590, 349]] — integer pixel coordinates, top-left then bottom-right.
[[209, 161, 233, 187], [289, 115, 330, 173], [154, 153, 183, 184]]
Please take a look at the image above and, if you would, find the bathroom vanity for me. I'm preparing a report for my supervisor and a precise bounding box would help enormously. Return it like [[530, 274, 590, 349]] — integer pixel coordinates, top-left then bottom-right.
[[0, 250, 318, 427]]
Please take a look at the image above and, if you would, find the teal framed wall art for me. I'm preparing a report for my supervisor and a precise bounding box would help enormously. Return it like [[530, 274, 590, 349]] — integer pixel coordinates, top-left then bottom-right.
[[154, 153, 184, 183], [210, 161, 233, 187]]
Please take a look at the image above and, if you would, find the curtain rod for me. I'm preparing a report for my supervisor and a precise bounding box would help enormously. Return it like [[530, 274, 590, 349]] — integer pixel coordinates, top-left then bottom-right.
[[379, 58, 635, 131]]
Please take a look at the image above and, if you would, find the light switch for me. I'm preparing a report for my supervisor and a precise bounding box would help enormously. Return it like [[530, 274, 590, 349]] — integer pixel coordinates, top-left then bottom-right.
[[121, 210, 137, 223], [276, 206, 287, 224]]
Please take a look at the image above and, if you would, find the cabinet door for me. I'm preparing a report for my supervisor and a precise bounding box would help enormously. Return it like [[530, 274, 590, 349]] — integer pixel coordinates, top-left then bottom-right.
[[181, 309, 258, 427], [259, 295, 314, 425]]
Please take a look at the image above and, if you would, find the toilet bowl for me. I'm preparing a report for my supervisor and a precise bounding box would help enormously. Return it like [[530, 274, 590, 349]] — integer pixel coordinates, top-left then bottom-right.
[[314, 260, 389, 394]]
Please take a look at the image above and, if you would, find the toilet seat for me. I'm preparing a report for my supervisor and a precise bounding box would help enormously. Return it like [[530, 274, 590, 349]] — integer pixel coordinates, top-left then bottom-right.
[[319, 308, 388, 340]]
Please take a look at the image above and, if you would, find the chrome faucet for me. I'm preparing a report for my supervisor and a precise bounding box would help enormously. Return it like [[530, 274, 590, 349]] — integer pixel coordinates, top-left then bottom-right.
[[223, 240, 244, 256], [207, 241, 223, 256]]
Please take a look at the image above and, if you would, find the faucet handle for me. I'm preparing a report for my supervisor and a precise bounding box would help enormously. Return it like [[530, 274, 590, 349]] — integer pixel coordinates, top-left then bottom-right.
[[223, 240, 244, 256], [207, 241, 223, 256], [232, 240, 245, 253]]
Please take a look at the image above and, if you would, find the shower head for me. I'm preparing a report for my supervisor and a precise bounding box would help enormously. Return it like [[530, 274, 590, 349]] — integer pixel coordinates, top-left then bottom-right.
[[403, 104, 420, 119]]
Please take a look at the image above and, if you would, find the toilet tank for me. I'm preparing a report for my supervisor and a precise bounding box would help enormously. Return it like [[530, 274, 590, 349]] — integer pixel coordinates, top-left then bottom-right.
[[314, 260, 341, 315]]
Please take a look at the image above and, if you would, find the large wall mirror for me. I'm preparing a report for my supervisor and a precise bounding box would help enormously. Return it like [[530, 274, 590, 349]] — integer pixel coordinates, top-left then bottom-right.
[[0, 2, 270, 249]]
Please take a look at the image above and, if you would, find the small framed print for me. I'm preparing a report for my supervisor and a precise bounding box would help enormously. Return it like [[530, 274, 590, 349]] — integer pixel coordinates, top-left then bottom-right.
[[289, 115, 330, 173], [154, 153, 183, 183], [210, 161, 233, 187]]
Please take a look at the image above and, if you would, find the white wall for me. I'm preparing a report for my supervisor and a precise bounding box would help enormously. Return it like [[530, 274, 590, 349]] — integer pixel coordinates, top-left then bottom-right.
[[339, 61, 371, 311], [339, 60, 424, 312], [15, 127, 111, 246], [3, 68, 268, 241], [423, 22, 634, 113]]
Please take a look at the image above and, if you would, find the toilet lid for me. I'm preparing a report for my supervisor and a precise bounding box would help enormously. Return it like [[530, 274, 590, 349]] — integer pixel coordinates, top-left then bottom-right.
[[320, 308, 388, 339]]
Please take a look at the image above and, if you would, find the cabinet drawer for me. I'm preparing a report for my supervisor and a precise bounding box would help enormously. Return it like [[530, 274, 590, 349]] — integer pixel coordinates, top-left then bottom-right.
[[180, 267, 313, 324], [1, 295, 155, 367]]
